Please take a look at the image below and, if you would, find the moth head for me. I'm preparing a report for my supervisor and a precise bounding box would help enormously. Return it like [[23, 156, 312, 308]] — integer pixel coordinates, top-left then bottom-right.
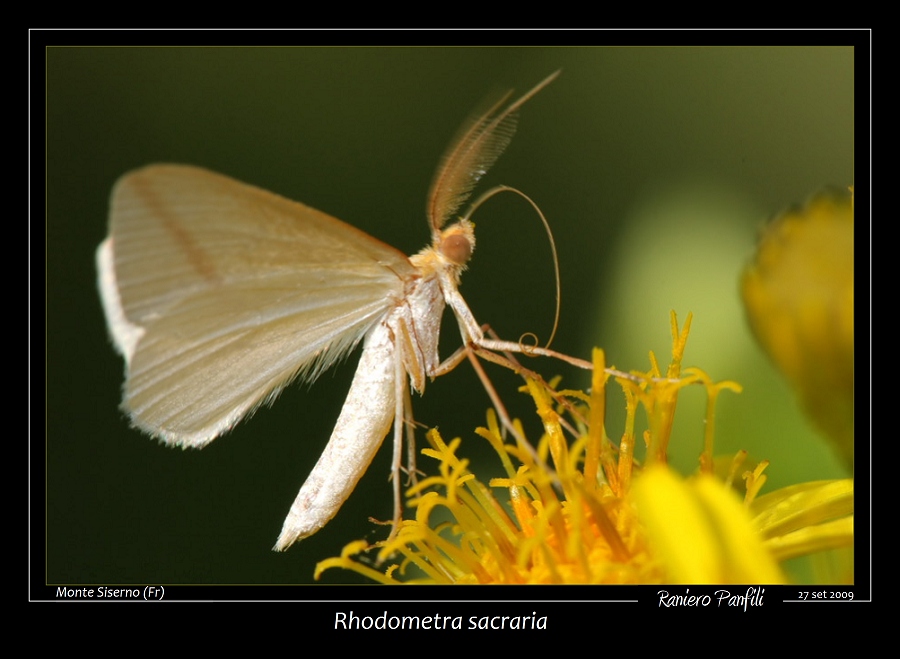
[[438, 219, 475, 267]]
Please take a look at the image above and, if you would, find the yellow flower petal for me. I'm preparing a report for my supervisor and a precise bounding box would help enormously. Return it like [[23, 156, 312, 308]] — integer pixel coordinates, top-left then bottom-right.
[[631, 464, 785, 584], [742, 188, 854, 467], [750, 479, 854, 538]]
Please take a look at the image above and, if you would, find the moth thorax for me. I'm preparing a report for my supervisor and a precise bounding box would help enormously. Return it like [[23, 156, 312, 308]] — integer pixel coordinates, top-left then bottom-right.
[[439, 221, 475, 266]]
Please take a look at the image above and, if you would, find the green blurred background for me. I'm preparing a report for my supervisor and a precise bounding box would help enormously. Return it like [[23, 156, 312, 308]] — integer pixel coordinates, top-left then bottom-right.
[[47, 46, 854, 585]]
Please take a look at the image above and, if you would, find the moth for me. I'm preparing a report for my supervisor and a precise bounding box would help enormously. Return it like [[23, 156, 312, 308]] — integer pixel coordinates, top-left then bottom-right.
[[97, 71, 572, 551]]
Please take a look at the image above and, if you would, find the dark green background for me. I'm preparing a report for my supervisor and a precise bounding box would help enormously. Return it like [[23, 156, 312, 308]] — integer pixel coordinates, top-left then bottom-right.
[[47, 46, 854, 585]]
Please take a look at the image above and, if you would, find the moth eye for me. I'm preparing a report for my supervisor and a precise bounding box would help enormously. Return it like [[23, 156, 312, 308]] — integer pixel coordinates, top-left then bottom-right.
[[441, 232, 472, 265]]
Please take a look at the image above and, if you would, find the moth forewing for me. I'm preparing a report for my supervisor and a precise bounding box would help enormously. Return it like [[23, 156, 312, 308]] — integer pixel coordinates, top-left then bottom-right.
[[96, 237, 144, 366], [99, 165, 413, 448]]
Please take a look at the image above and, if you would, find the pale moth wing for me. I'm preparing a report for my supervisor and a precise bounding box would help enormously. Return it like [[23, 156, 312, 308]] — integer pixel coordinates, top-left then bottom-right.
[[98, 165, 414, 447], [98, 72, 559, 551]]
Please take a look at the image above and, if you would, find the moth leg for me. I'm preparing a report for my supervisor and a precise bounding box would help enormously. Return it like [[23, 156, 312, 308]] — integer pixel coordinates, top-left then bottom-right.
[[472, 336, 592, 370], [402, 383, 421, 487], [431, 343, 469, 377], [441, 280, 588, 366], [463, 344, 561, 482], [443, 276, 645, 381], [467, 342, 584, 439], [388, 338, 407, 541]]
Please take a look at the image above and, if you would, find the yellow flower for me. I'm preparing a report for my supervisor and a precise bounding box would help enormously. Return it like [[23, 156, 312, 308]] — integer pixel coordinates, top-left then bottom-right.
[[742, 187, 854, 468], [316, 313, 853, 584]]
